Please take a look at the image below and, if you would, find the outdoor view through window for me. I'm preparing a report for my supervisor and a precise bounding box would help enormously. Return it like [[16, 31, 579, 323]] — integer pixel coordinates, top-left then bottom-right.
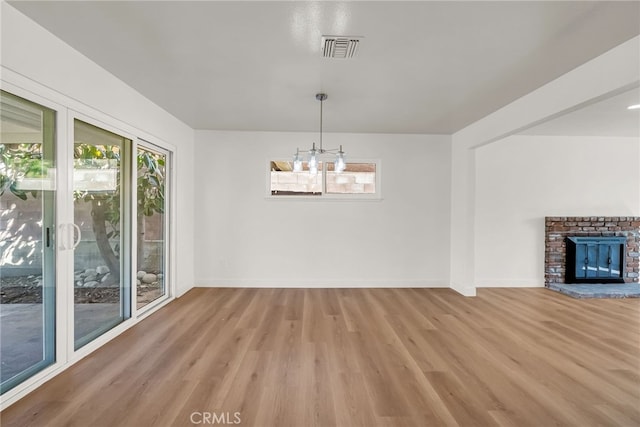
[[270, 161, 376, 196]]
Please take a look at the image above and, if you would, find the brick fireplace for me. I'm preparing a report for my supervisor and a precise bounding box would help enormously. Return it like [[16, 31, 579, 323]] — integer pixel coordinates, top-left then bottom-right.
[[545, 216, 640, 287]]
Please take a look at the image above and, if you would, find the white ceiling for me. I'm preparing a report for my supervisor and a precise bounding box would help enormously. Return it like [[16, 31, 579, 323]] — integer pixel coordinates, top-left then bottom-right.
[[8, 1, 640, 134]]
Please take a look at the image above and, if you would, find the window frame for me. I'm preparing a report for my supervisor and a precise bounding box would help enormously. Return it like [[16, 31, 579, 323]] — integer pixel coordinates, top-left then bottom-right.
[[266, 158, 382, 201]]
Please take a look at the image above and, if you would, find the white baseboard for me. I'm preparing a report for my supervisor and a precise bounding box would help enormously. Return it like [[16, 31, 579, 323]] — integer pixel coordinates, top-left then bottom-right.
[[194, 279, 545, 294], [194, 278, 448, 288], [449, 282, 477, 297], [475, 279, 544, 288]]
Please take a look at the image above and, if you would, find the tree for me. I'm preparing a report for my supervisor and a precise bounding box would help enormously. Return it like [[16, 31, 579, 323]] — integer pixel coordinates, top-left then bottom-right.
[[0, 143, 46, 200], [73, 143, 122, 281], [135, 149, 166, 271], [1, 143, 165, 283]]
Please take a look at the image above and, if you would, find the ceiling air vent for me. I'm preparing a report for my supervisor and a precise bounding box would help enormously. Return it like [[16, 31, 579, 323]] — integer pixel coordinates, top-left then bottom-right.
[[321, 36, 362, 59]]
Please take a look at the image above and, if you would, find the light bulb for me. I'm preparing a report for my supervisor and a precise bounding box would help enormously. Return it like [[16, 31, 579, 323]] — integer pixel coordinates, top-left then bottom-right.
[[335, 153, 346, 173], [293, 151, 303, 172], [335, 146, 346, 173], [308, 149, 318, 174]]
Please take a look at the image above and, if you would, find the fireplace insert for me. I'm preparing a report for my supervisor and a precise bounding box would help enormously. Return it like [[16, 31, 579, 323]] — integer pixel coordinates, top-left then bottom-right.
[[565, 236, 626, 284]]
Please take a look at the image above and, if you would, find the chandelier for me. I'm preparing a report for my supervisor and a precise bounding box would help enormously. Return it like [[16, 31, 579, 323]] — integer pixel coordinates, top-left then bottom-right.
[[293, 93, 346, 174]]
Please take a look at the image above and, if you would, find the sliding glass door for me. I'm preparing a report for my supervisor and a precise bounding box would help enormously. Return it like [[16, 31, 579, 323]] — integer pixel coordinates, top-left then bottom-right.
[[136, 142, 170, 310], [73, 119, 131, 349], [0, 91, 56, 393], [1, 88, 174, 396]]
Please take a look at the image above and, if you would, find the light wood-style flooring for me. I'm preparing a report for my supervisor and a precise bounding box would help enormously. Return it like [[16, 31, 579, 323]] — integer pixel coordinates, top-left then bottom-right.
[[1, 287, 639, 426]]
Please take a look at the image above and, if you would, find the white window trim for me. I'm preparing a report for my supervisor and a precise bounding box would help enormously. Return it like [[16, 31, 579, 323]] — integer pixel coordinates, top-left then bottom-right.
[[265, 158, 382, 201]]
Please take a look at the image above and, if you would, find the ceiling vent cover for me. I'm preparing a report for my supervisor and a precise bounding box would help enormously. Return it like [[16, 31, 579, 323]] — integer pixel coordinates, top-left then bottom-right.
[[321, 36, 362, 59]]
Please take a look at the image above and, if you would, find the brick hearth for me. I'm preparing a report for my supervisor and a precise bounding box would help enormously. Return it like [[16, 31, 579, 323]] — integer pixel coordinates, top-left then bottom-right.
[[545, 216, 640, 287]]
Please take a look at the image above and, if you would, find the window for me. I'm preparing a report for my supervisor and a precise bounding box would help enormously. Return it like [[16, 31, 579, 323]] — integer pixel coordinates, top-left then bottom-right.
[[136, 142, 171, 310], [270, 161, 323, 196], [326, 162, 376, 194], [269, 160, 379, 198], [0, 90, 56, 394], [73, 119, 132, 349]]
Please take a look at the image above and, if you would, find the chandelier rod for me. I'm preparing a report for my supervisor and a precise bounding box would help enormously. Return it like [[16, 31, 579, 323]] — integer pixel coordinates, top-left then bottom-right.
[[316, 93, 327, 152], [319, 94, 323, 151]]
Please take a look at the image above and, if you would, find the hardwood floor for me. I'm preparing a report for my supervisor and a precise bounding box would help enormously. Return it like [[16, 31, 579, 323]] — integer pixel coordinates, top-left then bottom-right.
[[1, 287, 639, 426]]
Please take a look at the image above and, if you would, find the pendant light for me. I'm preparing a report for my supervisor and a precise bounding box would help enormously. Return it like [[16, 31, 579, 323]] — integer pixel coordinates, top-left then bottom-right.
[[293, 93, 346, 173]]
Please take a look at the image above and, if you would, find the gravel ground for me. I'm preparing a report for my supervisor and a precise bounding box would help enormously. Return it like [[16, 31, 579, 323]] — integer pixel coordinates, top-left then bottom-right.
[[1, 276, 161, 304]]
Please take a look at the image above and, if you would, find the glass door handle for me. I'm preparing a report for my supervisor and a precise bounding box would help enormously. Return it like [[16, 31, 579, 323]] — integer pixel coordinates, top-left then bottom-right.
[[58, 223, 68, 250], [58, 223, 81, 250], [70, 223, 82, 250]]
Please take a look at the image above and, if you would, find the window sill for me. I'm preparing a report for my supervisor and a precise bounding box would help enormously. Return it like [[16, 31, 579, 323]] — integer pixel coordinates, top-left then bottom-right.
[[265, 195, 383, 202]]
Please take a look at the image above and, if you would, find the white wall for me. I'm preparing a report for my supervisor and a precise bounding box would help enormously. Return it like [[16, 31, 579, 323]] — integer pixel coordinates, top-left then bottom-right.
[[1, 3, 195, 296], [194, 131, 451, 287], [450, 36, 640, 295], [475, 135, 640, 287]]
